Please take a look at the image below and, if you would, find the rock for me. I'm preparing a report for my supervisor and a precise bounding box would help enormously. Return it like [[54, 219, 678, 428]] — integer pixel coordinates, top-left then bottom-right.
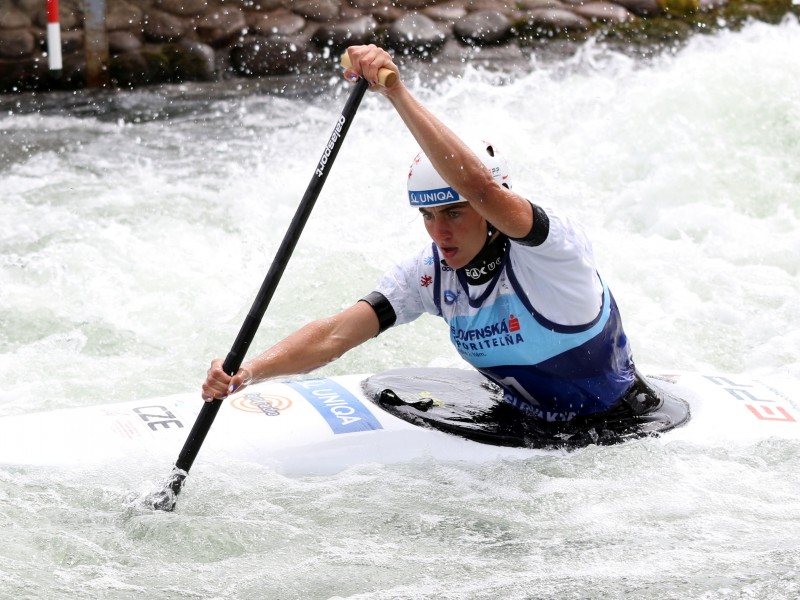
[[392, 0, 432, 8], [154, 0, 212, 18], [195, 6, 247, 47], [385, 12, 447, 54], [171, 39, 217, 79], [422, 3, 468, 22], [33, 0, 82, 29], [0, 3, 32, 29], [0, 28, 35, 58], [437, 36, 527, 62], [369, 4, 406, 23], [291, 0, 340, 22], [140, 39, 216, 81], [524, 8, 591, 33], [699, 0, 728, 10], [230, 35, 312, 76], [107, 0, 143, 30], [245, 9, 306, 36], [517, 0, 567, 7], [612, 0, 662, 17], [142, 9, 186, 42], [60, 29, 84, 53], [109, 30, 143, 53], [312, 15, 378, 50], [454, 10, 513, 46], [0, 56, 46, 91], [572, 2, 633, 23], [243, 0, 287, 9], [346, 0, 389, 8], [110, 49, 150, 86]]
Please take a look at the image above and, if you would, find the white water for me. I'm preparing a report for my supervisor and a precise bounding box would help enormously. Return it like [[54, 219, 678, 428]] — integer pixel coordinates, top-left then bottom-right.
[[2, 19, 800, 599]]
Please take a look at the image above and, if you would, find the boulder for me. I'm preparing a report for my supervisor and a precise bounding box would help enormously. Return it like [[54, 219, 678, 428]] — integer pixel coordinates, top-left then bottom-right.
[[0, 55, 46, 91], [245, 9, 306, 36], [0, 3, 32, 29], [572, 2, 633, 22], [243, 0, 287, 9], [385, 12, 447, 54], [109, 30, 143, 53], [171, 39, 216, 79], [524, 8, 591, 33], [392, 0, 433, 8], [142, 9, 186, 42], [370, 4, 406, 23], [454, 10, 513, 46], [110, 49, 150, 86], [154, 0, 212, 18], [291, 0, 341, 22], [106, 0, 143, 30], [0, 28, 35, 58], [612, 0, 663, 16], [518, 0, 567, 7], [312, 15, 378, 50], [195, 6, 247, 47], [422, 3, 468, 22], [60, 29, 84, 53], [230, 35, 312, 76]]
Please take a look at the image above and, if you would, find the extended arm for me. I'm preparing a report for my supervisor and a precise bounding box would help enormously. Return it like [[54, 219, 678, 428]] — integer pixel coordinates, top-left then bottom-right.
[[202, 301, 380, 401]]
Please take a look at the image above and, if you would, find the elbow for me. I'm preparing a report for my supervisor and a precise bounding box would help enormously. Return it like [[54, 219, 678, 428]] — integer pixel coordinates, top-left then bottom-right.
[[464, 169, 502, 204]]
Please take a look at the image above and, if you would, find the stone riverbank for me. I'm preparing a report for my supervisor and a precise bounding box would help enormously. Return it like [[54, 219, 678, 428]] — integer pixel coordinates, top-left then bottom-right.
[[0, 0, 797, 93]]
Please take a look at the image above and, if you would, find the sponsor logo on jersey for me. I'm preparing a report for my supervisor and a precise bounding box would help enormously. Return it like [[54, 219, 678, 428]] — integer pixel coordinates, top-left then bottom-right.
[[443, 290, 459, 305], [451, 314, 524, 352]]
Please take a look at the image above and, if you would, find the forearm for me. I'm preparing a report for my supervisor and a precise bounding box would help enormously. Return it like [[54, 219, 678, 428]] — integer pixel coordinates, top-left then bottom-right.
[[243, 302, 379, 384], [385, 84, 532, 237], [386, 85, 490, 199], [244, 320, 341, 383]]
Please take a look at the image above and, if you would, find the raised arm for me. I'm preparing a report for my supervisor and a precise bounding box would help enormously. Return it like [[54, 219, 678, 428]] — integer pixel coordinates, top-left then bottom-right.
[[344, 44, 535, 239]]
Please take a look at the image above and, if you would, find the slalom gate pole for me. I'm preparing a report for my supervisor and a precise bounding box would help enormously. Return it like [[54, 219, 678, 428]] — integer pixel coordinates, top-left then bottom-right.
[[46, 0, 62, 78]]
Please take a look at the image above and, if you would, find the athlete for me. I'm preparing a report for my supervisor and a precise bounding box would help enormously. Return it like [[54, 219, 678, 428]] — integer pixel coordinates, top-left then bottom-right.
[[201, 44, 639, 429]]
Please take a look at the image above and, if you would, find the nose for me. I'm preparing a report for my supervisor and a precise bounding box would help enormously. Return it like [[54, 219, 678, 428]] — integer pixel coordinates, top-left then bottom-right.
[[428, 214, 450, 240]]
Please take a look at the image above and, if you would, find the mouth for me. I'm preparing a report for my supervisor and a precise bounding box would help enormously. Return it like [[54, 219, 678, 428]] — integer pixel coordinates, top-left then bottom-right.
[[439, 246, 458, 260]]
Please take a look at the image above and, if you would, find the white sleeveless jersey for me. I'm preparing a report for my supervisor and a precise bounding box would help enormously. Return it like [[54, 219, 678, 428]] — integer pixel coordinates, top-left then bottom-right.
[[372, 207, 635, 422]]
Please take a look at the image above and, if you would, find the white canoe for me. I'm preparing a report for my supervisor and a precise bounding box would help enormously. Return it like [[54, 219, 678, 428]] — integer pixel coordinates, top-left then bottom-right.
[[0, 369, 798, 475]]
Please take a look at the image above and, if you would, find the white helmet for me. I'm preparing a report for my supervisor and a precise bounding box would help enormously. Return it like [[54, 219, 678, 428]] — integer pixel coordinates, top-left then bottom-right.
[[407, 139, 511, 208]]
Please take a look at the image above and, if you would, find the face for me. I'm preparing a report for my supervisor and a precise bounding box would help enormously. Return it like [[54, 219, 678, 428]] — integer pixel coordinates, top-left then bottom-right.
[[419, 202, 488, 269]]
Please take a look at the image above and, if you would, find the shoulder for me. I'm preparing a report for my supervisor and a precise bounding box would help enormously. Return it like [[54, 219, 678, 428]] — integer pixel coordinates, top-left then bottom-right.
[[510, 206, 594, 259]]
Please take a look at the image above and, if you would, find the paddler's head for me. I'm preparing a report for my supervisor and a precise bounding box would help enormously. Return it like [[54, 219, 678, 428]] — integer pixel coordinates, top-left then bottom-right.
[[407, 140, 511, 270]]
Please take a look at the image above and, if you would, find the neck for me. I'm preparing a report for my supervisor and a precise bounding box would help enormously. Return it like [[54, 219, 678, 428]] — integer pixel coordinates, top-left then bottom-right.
[[460, 232, 508, 285]]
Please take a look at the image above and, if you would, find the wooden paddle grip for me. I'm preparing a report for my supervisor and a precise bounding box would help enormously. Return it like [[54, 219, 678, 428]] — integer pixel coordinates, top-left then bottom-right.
[[340, 53, 398, 88]]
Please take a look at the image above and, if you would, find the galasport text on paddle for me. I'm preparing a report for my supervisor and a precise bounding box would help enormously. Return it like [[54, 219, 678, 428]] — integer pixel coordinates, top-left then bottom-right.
[[147, 60, 397, 512]]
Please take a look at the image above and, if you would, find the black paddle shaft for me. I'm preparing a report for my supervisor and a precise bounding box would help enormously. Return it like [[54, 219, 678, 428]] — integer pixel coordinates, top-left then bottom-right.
[[158, 78, 370, 507]]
